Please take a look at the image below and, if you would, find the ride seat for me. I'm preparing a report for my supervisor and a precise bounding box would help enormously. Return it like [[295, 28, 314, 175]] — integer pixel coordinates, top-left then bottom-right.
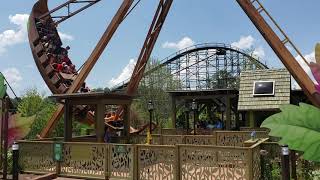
[[34, 43, 45, 57], [39, 54, 49, 66], [59, 72, 77, 81], [58, 83, 69, 93], [45, 64, 55, 76], [50, 72, 61, 86], [30, 23, 40, 46], [32, 33, 40, 47]]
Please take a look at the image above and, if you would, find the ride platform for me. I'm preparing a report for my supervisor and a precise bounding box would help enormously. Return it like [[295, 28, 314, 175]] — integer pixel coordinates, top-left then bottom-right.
[[50, 92, 133, 143]]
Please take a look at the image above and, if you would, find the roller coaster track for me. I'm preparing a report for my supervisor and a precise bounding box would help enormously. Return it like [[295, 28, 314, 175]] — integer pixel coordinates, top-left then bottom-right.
[[29, 0, 320, 137], [111, 43, 268, 91]]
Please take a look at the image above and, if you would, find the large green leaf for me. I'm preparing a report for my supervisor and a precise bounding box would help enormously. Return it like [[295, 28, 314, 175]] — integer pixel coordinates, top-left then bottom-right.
[[0, 73, 7, 99], [316, 43, 320, 64], [261, 103, 320, 162]]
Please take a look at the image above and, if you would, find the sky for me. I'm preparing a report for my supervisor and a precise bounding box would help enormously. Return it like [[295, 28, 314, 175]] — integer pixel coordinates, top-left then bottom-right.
[[1, 0, 320, 96]]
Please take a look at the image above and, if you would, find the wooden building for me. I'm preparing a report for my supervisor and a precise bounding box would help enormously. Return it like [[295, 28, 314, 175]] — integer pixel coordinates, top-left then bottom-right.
[[238, 68, 291, 127]]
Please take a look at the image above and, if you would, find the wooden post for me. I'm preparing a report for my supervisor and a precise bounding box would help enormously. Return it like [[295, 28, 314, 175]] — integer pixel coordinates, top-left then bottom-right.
[[12, 142, 19, 180], [0, 99, 3, 171], [64, 100, 72, 142], [290, 150, 297, 180], [123, 104, 130, 142], [281, 145, 290, 180], [2, 97, 9, 180], [132, 145, 138, 179], [247, 148, 253, 180], [226, 97, 231, 130], [96, 103, 105, 143], [171, 96, 176, 128], [175, 145, 180, 180], [249, 111, 255, 128], [235, 111, 240, 130]]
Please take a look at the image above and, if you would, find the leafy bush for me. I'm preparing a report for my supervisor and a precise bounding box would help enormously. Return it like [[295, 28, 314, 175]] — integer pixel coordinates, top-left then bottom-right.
[[25, 97, 64, 139], [261, 103, 320, 162], [18, 89, 44, 117]]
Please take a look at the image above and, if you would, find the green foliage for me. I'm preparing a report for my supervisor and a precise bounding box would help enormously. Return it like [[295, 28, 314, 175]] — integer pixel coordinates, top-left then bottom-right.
[[91, 87, 104, 92], [26, 98, 64, 139], [15, 88, 62, 139], [270, 163, 280, 180], [315, 43, 320, 64], [261, 103, 320, 162], [133, 59, 181, 128], [72, 121, 92, 136], [18, 89, 44, 117], [0, 73, 7, 98], [209, 70, 239, 89]]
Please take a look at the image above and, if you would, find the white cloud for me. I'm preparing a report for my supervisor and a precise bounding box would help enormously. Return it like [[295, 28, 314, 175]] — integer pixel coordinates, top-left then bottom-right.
[[0, 14, 74, 56], [231, 35, 255, 49], [252, 46, 265, 59], [109, 59, 136, 87], [58, 31, 74, 41], [0, 14, 29, 55], [292, 51, 316, 89], [162, 36, 195, 50], [25, 64, 34, 69], [2, 67, 22, 87], [231, 35, 265, 59]]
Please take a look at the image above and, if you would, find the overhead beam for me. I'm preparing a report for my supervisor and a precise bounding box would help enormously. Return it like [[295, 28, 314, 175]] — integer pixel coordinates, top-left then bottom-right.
[[40, 0, 134, 138], [126, 0, 173, 95], [40, 0, 101, 25], [236, 0, 320, 107]]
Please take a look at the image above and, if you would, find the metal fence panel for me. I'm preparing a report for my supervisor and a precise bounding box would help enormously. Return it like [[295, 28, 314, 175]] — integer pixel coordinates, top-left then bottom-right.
[[19, 141, 56, 174], [137, 145, 176, 180], [60, 142, 106, 178]]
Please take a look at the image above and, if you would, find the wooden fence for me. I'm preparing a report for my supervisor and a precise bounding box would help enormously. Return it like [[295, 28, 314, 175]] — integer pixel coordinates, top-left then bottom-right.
[[19, 138, 267, 179], [131, 131, 268, 146]]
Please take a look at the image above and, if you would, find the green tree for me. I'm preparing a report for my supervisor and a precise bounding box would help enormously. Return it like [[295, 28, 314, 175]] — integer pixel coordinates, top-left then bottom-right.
[[26, 98, 63, 138], [91, 87, 104, 92], [132, 59, 180, 128], [18, 89, 44, 117], [210, 70, 239, 89]]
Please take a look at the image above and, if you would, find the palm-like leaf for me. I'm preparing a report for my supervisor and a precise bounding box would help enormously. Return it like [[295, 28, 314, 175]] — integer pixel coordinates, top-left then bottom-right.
[[0, 73, 7, 98], [309, 62, 320, 92], [261, 103, 320, 162], [316, 43, 320, 64]]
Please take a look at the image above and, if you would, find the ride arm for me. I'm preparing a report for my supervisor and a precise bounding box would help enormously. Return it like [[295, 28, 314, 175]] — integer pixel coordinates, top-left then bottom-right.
[[236, 0, 320, 107], [126, 0, 173, 95], [40, 0, 134, 138]]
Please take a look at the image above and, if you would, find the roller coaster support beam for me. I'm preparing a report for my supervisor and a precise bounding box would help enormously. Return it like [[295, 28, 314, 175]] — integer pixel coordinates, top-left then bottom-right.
[[40, 0, 101, 25], [236, 0, 320, 107], [126, 0, 173, 95], [40, 0, 134, 138]]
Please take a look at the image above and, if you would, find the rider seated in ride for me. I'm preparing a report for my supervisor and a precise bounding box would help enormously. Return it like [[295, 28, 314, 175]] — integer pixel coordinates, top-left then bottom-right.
[[80, 82, 90, 93], [52, 62, 65, 72], [60, 53, 72, 66], [54, 45, 70, 55], [62, 63, 72, 74], [105, 112, 123, 128], [70, 64, 77, 74]]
